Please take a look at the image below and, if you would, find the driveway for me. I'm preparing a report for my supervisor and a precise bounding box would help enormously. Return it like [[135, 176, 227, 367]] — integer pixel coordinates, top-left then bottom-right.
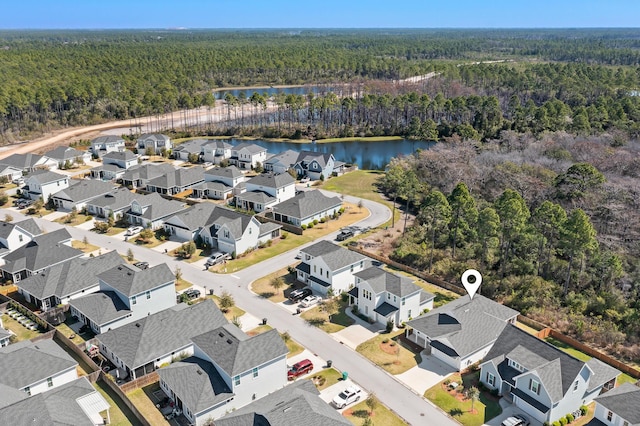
[[287, 350, 329, 378], [332, 324, 378, 349], [395, 353, 456, 395], [484, 401, 544, 426], [319, 377, 369, 413]]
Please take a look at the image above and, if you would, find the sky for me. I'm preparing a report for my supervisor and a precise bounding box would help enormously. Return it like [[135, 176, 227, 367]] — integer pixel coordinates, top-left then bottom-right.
[[1, 0, 639, 29]]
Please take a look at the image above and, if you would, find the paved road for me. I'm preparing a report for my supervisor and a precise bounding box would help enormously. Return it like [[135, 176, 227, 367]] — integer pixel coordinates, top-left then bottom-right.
[[0, 194, 458, 426]]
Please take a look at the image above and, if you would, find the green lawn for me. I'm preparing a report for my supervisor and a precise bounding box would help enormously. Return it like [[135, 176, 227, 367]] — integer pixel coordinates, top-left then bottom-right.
[[425, 371, 502, 426], [207, 294, 246, 321], [127, 384, 170, 426], [300, 300, 355, 333], [282, 333, 305, 358], [94, 379, 143, 426], [355, 330, 421, 375], [309, 368, 342, 391], [105, 225, 128, 236], [1, 313, 42, 341], [251, 268, 298, 302], [342, 398, 407, 426], [175, 278, 193, 292]]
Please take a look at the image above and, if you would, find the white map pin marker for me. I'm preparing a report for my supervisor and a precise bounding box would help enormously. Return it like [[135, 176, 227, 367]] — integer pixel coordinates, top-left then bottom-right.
[[461, 269, 482, 300]]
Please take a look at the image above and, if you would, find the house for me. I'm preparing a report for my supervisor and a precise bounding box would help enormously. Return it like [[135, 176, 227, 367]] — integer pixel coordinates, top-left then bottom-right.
[[23, 170, 69, 201], [593, 382, 640, 426], [85, 187, 140, 219], [272, 189, 342, 227], [50, 179, 116, 211], [0, 164, 24, 183], [146, 166, 205, 195], [16, 251, 124, 312], [164, 202, 281, 255], [42, 146, 91, 168], [0, 153, 57, 173], [216, 379, 352, 426], [90, 150, 138, 181], [406, 294, 519, 371], [479, 324, 620, 424], [158, 325, 288, 425], [293, 151, 336, 181], [69, 263, 176, 334], [192, 165, 244, 200], [0, 338, 78, 397], [235, 173, 295, 212], [173, 139, 208, 161], [350, 267, 434, 328], [230, 142, 267, 170], [90, 135, 125, 157], [263, 149, 300, 175], [137, 133, 172, 154], [121, 163, 175, 189], [0, 317, 11, 347], [0, 228, 82, 283], [125, 192, 186, 229], [295, 240, 370, 296], [0, 376, 110, 426], [0, 218, 43, 257], [202, 140, 232, 164], [96, 299, 228, 380]]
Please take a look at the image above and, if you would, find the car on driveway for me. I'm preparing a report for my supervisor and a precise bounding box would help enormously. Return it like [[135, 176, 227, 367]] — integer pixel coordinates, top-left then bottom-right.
[[205, 252, 228, 268], [288, 287, 312, 303], [126, 226, 144, 236], [181, 289, 201, 300], [300, 295, 321, 308], [336, 230, 354, 241], [133, 261, 149, 270], [332, 386, 362, 409], [287, 359, 313, 380], [501, 414, 530, 426]]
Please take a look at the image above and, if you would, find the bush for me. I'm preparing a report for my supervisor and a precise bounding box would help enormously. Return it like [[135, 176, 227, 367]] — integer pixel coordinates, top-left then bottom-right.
[[552, 421, 561, 426], [307, 222, 314, 229], [313, 219, 319, 225], [281, 232, 288, 239], [301, 224, 307, 230], [385, 320, 394, 333], [566, 414, 574, 423], [580, 406, 588, 416], [382, 338, 389, 343], [559, 417, 568, 426]]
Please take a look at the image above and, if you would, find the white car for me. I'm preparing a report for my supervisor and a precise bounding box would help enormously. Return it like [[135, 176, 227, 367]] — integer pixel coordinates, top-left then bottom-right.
[[300, 295, 321, 308], [125, 226, 144, 236], [501, 414, 530, 426], [332, 386, 362, 409]]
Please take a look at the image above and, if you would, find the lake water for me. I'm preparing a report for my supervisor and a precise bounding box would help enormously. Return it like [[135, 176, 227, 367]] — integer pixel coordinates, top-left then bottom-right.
[[213, 85, 344, 100], [223, 138, 434, 170]]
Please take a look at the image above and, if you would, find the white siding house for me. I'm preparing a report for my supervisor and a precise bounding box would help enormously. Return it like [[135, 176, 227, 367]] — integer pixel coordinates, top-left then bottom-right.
[[593, 383, 640, 426], [91, 135, 125, 157], [24, 170, 69, 201]]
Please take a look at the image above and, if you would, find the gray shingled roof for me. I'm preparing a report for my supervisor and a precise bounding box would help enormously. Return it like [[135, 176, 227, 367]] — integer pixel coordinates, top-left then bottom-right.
[[51, 179, 115, 203], [138, 133, 169, 143], [13, 218, 42, 236], [87, 187, 139, 210], [0, 221, 18, 239], [96, 299, 228, 369], [146, 166, 205, 189], [43, 146, 87, 161], [122, 163, 175, 182], [165, 203, 219, 232], [272, 190, 342, 220], [0, 339, 77, 390], [68, 291, 132, 326], [264, 149, 299, 167], [258, 221, 281, 237], [127, 193, 186, 221], [98, 263, 174, 297], [301, 240, 369, 271], [157, 357, 233, 415], [0, 383, 26, 409], [483, 324, 586, 403], [233, 142, 266, 155], [354, 266, 422, 297], [197, 181, 232, 193], [247, 173, 294, 189], [595, 382, 640, 424], [203, 140, 232, 149], [1, 229, 82, 273], [103, 150, 136, 162], [25, 169, 67, 185], [407, 294, 519, 359], [192, 325, 288, 377], [0, 153, 43, 170], [297, 150, 333, 168], [237, 191, 276, 205], [17, 250, 124, 300], [0, 328, 11, 342], [92, 135, 124, 145], [585, 358, 621, 392], [216, 380, 351, 426], [174, 139, 208, 154], [205, 165, 243, 180]]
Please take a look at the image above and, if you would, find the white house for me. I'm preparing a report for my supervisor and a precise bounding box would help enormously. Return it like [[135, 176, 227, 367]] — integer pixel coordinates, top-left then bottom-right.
[[350, 267, 434, 328], [295, 240, 370, 296], [263, 150, 300, 175], [593, 382, 640, 426], [42, 146, 91, 168], [69, 263, 176, 334], [173, 139, 208, 161], [85, 187, 140, 219], [90, 135, 125, 157], [0, 153, 57, 173], [192, 166, 244, 200], [137, 133, 172, 155], [406, 294, 519, 371], [230, 142, 267, 170], [0, 218, 42, 256], [90, 150, 138, 181], [24, 170, 69, 201], [125, 192, 186, 229], [0, 164, 24, 183], [202, 140, 232, 164], [235, 173, 295, 213], [0, 317, 11, 347], [50, 179, 116, 211], [272, 189, 342, 227]]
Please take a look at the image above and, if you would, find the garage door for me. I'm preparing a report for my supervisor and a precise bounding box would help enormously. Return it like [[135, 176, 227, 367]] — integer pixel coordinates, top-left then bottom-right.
[[514, 394, 547, 423]]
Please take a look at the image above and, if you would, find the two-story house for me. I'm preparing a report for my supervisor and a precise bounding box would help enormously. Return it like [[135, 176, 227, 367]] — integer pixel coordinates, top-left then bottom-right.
[[350, 267, 434, 328], [69, 263, 176, 334], [480, 324, 620, 424], [0, 164, 24, 183], [137, 133, 172, 155], [50, 179, 116, 211], [230, 142, 267, 170], [295, 240, 370, 296], [85, 187, 140, 219], [272, 189, 342, 227], [0, 218, 42, 257], [90, 150, 138, 181], [0, 153, 57, 174], [42, 146, 91, 168], [24, 170, 69, 201], [90, 135, 125, 157], [202, 140, 233, 164], [121, 163, 176, 189], [16, 251, 124, 312], [406, 294, 519, 371], [96, 299, 228, 380], [593, 382, 640, 426], [293, 151, 335, 181], [263, 149, 300, 175], [235, 173, 295, 213], [146, 166, 205, 195], [125, 192, 186, 229], [192, 165, 244, 200], [158, 324, 288, 425], [173, 139, 208, 161]]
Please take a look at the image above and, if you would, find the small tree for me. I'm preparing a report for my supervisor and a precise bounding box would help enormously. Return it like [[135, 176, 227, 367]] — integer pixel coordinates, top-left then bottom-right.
[[271, 276, 285, 296], [4, 213, 13, 222], [321, 298, 340, 322], [281, 331, 291, 342], [466, 386, 480, 413], [139, 228, 154, 242], [188, 153, 199, 164], [174, 267, 182, 281], [365, 393, 379, 416], [82, 236, 89, 248], [107, 211, 115, 227], [0, 175, 8, 185], [362, 418, 373, 426], [94, 221, 110, 233], [357, 199, 364, 212], [145, 146, 155, 158], [219, 291, 235, 313], [126, 248, 134, 261], [232, 315, 242, 328]]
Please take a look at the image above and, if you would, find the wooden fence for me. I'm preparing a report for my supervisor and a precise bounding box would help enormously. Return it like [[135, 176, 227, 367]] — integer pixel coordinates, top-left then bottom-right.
[[119, 371, 160, 394], [100, 376, 152, 426], [255, 214, 303, 235]]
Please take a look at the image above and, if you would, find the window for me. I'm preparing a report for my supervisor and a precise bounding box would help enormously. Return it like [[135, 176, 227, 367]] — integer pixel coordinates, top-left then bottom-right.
[[509, 359, 524, 372], [253, 367, 259, 378], [573, 380, 579, 391], [486, 373, 495, 387], [623, 421, 629, 426], [350, 265, 354, 272], [408, 309, 411, 318], [529, 379, 540, 395], [234, 375, 241, 386], [402, 297, 406, 306], [326, 271, 329, 278], [320, 268, 323, 275], [146, 291, 151, 300], [47, 377, 53, 388], [607, 411, 613, 421], [314, 265, 316, 273], [132, 296, 137, 305], [393, 296, 397, 302], [24, 386, 31, 396], [18, 235, 23, 242]]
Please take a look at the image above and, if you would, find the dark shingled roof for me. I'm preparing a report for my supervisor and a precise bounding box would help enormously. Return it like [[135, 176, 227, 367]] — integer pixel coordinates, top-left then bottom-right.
[[300, 240, 369, 271], [354, 266, 422, 297], [51, 179, 115, 203], [272, 190, 342, 220], [97, 263, 174, 297], [2, 228, 82, 274], [0, 153, 43, 170], [68, 291, 132, 326], [247, 173, 294, 189], [594, 382, 640, 425]]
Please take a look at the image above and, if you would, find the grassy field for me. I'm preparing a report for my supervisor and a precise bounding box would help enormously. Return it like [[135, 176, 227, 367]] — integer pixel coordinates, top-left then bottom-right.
[[94, 379, 142, 426], [342, 398, 407, 426], [246, 324, 272, 336], [282, 333, 304, 358], [355, 330, 421, 375], [251, 268, 297, 302], [55, 213, 94, 226], [175, 277, 192, 292], [127, 384, 170, 426], [1, 313, 42, 341], [104, 225, 127, 236], [309, 368, 342, 391], [207, 294, 246, 321], [71, 239, 101, 254], [424, 371, 502, 426], [300, 300, 355, 333]]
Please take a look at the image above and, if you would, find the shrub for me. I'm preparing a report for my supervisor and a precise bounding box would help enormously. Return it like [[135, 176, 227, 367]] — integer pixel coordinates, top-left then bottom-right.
[[301, 224, 307, 230], [382, 338, 389, 343], [313, 219, 319, 225], [281, 232, 288, 239], [580, 406, 588, 416], [307, 222, 314, 229], [559, 417, 568, 426], [552, 421, 561, 426], [566, 414, 574, 423], [385, 320, 394, 333]]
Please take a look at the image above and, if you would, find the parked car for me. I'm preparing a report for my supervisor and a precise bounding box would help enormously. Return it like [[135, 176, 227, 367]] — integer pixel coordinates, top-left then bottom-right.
[[332, 386, 362, 409], [300, 295, 321, 308], [287, 359, 313, 380], [133, 261, 149, 270], [300, 177, 310, 183], [501, 414, 530, 426], [336, 230, 354, 241], [126, 226, 144, 236], [288, 287, 312, 303], [205, 251, 228, 268], [15, 199, 33, 209], [182, 289, 201, 300]]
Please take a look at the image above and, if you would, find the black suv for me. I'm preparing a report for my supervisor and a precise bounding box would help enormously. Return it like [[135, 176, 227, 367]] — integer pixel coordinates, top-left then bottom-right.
[[133, 261, 149, 270], [182, 289, 201, 300], [289, 287, 312, 302], [336, 230, 354, 241]]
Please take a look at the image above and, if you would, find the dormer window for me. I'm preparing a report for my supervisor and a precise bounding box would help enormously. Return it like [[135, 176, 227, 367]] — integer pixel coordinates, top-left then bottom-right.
[[508, 359, 524, 372]]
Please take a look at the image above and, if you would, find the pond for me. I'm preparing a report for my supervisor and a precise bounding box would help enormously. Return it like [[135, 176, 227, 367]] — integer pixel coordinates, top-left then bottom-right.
[[222, 138, 434, 170]]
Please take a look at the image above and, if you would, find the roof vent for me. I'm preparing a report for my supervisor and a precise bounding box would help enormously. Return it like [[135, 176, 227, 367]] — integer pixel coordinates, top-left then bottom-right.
[[135, 323, 141, 327], [218, 332, 224, 337], [197, 369, 203, 375], [226, 339, 232, 344], [117, 266, 123, 270], [283, 406, 292, 413], [127, 272, 132, 276]]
